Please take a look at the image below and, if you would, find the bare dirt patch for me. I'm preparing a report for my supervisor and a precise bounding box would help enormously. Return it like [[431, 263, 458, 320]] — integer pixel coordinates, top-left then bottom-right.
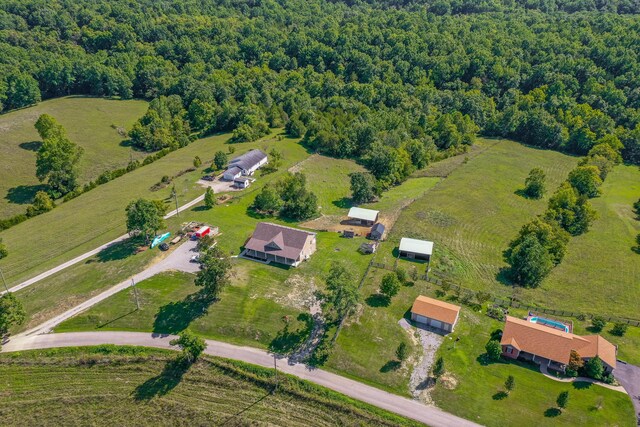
[[288, 153, 318, 173], [269, 274, 318, 311]]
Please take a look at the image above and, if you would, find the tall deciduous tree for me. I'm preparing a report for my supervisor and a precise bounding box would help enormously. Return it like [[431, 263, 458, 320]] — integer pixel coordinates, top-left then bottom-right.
[[252, 185, 282, 214], [323, 262, 359, 322], [195, 246, 231, 300], [350, 172, 379, 204], [213, 151, 228, 170], [34, 114, 83, 198], [125, 198, 165, 243], [523, 168, 546, 199], [380, 273, 400, 299], [568, 166, 603, 198], [204, 187, 215, 209], [170, 330, 207, 364], [507, 233, 553, 287], [0, 293, 26, 336]]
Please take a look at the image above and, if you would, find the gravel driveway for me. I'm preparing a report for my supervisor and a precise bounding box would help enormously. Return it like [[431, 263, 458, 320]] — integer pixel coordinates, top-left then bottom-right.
[[615, 360, 640, 425]]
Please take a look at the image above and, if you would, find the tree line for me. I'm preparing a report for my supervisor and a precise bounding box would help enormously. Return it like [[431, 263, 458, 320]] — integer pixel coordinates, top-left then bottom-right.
[[1, 0, 639, 177]]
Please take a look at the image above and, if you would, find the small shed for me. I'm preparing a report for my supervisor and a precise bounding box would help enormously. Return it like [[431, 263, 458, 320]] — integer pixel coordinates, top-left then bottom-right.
[[343, 230, 355, 238], [369, 223, 385, 240], [347, 207, 379, 226], [399, 237, 433, 261], [411, 295, 461, 333], [359, 241, 379, 254]]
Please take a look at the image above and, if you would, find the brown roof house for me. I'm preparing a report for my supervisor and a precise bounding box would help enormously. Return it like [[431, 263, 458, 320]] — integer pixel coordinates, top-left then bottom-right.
[[500, 316, 617, 374], [410, 295, 461, 333], [243, 222, 316, 267]]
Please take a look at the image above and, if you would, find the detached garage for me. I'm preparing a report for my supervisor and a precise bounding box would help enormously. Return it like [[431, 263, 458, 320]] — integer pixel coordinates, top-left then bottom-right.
[[410, 295, 461, 333], [399, 237, 433, 261]]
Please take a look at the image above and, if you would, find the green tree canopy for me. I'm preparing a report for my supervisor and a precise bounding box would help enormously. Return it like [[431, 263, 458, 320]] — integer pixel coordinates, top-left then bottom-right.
[[194, 246, 232, 300], [323, 262, 359, 322], [523, 167, 546, 199], [350, 172, 379, 204], [125, 198, 165, 243], [0, 293, 26, 336], [170, 330, 207, 364], [567, 166, 603, 198], [507, 233, 553, 287]]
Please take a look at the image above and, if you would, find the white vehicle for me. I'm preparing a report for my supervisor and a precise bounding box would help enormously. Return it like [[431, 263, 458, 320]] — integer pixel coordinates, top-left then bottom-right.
[[190, 254, 200, 263]]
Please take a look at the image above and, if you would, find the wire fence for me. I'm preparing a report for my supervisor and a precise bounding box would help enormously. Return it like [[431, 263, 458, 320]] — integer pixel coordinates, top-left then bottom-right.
[[369, 262, 640, 327]]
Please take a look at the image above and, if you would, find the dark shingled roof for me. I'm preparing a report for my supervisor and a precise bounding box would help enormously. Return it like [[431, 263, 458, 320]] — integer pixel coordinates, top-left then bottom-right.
[[225, 166, 242, 176], [229, 149, 267, 171], [245, 222, 315, 261], [372, 223, 385, 234]]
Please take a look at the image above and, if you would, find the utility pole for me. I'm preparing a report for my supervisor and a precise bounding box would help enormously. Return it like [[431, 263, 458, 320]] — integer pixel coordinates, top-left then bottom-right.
[[0, 268, 8, 293], [171, 185, 179, 218], [272, 353, 278, 394], [131, 278, 140, 310]]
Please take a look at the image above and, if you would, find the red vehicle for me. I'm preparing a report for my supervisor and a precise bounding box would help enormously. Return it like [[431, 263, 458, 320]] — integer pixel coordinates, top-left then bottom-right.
[[195, 226, 211, 239]]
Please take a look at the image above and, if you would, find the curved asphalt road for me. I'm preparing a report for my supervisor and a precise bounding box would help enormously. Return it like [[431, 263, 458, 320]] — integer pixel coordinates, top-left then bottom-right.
[[2, 331, 481, 427], [1, 194, 204, 296]]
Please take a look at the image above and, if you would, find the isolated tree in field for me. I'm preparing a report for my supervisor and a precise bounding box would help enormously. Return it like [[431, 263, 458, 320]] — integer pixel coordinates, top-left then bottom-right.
[[396, 342, 408, 362], [523, 168, 546, 199], [170, 330, 207, 364], [193, 156, 202, 168], [584, 356, 604, 380], [213, 151, 228, 170], [432, 356, 445, 378], [26, 191, 54, 217], [195, 246, 231, 300], [204, 187, 215, 209], [568, 165, 603, 198], [125, 198, 165, 244], [556, 391, 569, 410], [504, 375, 515, 394], [323, 262, 359, 322], [566, 350, 584, 376], [591, 316, 606, 332], [252, 185, 282, 214], [0, 238, 7, 260], [485, 340, 502, 361], [507, 233, 553, 287], [350, 172, 379, 204], [611, 322, 628, 337], [35, 115, 83, 197], [0, 293, 26, 335], [380, 273, 400, 299]]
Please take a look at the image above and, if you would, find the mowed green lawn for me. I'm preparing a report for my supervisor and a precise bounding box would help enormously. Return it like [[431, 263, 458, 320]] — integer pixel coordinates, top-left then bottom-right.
[[0, 347, 418, 427], [0, 97, 148, 217], [432, 307, 636, 427], [532, 164, 640, 318], [0, 131, 306, 286], [296, 154, 365, 215]]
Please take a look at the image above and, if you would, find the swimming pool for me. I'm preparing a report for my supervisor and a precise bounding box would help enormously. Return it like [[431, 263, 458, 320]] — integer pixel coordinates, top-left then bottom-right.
[[529, 317, 570, 333]]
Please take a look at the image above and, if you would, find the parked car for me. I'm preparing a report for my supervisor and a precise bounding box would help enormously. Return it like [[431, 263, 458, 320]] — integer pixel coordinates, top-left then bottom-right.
[[159, 243, 169, 251], [190, 254, 200, 263], [202, 175, 215, 181]]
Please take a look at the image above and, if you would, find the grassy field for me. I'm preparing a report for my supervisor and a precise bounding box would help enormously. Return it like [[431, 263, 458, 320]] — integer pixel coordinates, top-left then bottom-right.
[[0, 346, 418, 426], [0, 97, 148, 217], [533, 164, 640, 317], [431, 307, 636, 427], [0, 131, 306, 286], [295, 154, 365, 215]]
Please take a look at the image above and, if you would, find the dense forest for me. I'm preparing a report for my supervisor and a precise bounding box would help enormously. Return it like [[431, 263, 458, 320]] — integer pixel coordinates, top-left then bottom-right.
[[1, 0, 640, 188]]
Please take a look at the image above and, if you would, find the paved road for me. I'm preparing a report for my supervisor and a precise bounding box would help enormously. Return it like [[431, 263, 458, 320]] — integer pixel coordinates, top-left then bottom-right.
[[1, 194, 204, 296], [615, 360, 640, 425], [18, 240, 200, 337], [2, 332, 481, 427]]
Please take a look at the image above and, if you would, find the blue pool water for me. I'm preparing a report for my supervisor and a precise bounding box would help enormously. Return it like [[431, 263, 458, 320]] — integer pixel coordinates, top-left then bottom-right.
[[529, 317, 570, 333]]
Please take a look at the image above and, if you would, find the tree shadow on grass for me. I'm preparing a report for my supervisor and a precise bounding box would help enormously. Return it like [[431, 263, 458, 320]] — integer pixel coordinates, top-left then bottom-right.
[[96, 238, 143, 263], [5, 184, 48, 205], [192, 205, 210, 212], [365, 294, 390, 308], [493, 391, 508, 400], [573, 381, 592, 390], [19, 141, 42, 151], [153, 291, 212, 334], [496, 267, 513, 287], [133, 358, 190, 401], [380, 360, 401, 373], [332, 197, 352, 210], [544, 408, 561, 418], [269, 313, 314, 355]]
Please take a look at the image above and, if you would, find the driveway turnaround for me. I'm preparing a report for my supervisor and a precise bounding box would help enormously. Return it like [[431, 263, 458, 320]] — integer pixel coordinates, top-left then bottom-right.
[[18, 239, 200, 337], [1, 193, 204, 296], [2, 331, 481, 427]]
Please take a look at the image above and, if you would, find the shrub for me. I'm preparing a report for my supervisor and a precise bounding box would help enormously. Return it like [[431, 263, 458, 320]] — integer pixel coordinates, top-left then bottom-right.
[[591, 316, 606, 332], [556, 391, 569, 409], [486, 306, 505, 322], [396, 342, 408, 362], [485, 340, 502, 361], [610, 322, 628, 337], [583, 356, 604, 380], [432, 356, 444, 378]]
